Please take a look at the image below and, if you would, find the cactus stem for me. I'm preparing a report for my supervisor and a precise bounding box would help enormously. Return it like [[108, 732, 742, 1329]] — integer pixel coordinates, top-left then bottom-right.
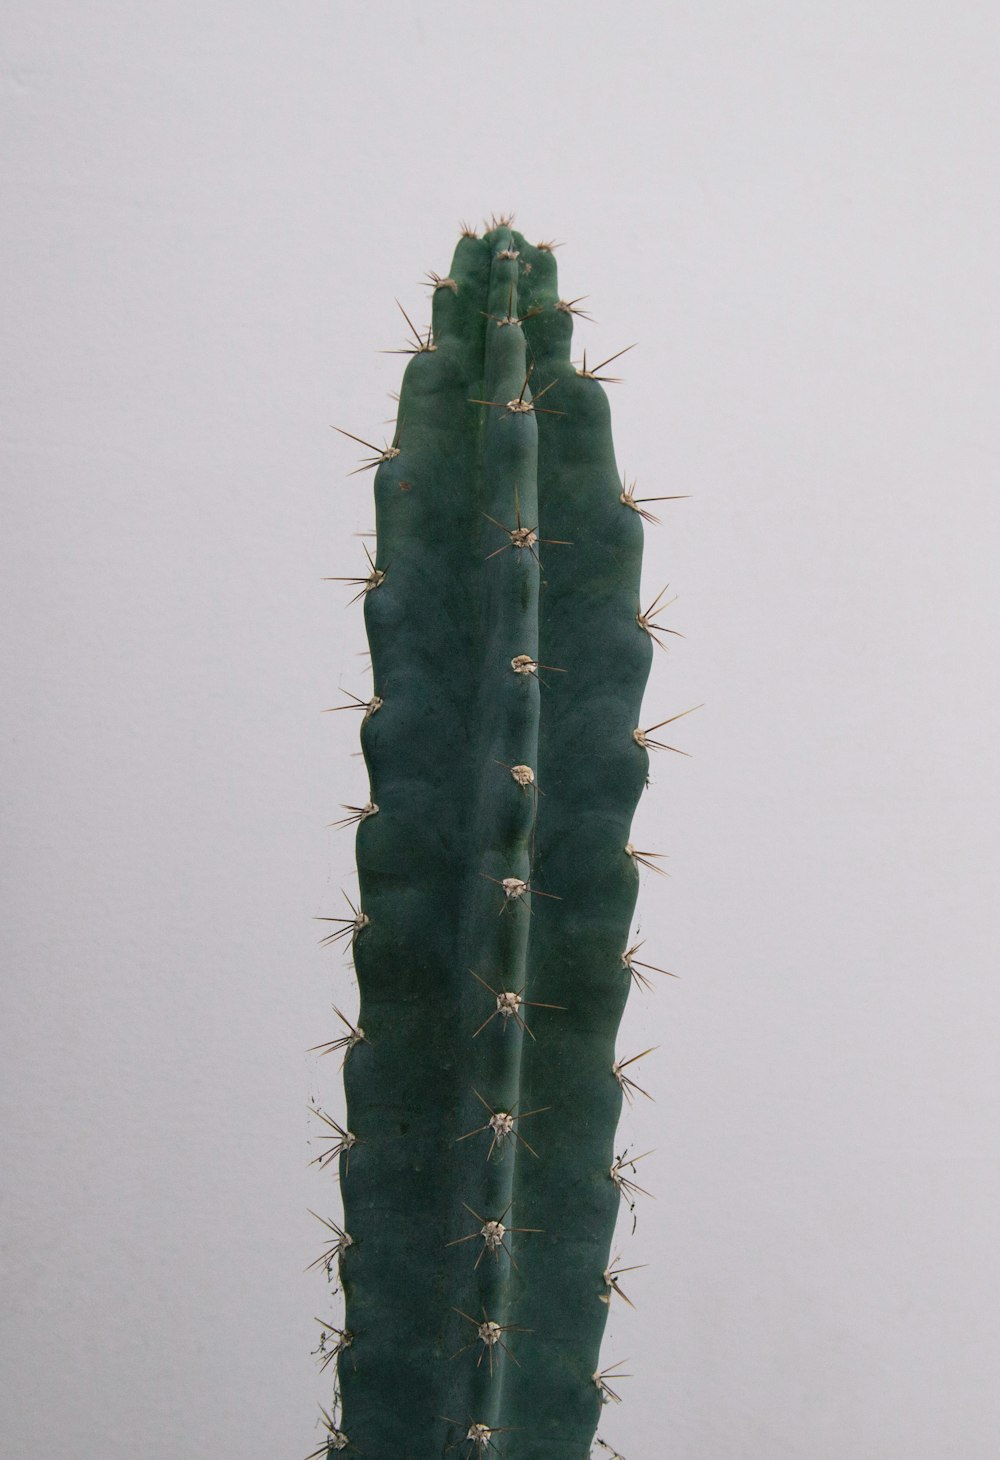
[[619, 473, 690, 524], [633, 703, 703, 754], [468, 968, 566, 1040], [593, 1361, 633, 1406], [323, 544, 387, 605], [575, 343, 637, 383], [636, 586, 683, 649], [600, 1256, 647, 1310], [330, 425, 402, 474], [325, 225, 666, 1453], [624, 843, 669, 878], [621, 940, 679, 990], [451, 1307, 530, 1374], [612, 1048, 658, 1105], [305, 1212, 353, 1273], [308, 1107, 358, 1171], [327, 801, 379, 831], [456, 1091, 549, 1160]]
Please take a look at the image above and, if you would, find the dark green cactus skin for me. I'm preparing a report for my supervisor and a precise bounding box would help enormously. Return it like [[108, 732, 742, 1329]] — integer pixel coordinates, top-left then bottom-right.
[[325, 225, 653, 1459]]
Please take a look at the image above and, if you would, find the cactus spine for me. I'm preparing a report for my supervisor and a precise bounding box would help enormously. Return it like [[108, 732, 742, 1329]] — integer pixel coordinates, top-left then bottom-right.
[[315, 221, 677, 1459]]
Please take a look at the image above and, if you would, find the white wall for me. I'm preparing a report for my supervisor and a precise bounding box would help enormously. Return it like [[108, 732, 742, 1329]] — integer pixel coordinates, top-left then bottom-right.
[[3, 3, 998, 1456]]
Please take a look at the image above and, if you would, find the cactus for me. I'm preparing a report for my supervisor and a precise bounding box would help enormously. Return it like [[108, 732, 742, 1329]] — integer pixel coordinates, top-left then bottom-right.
[[312, 218, 688, 1459]]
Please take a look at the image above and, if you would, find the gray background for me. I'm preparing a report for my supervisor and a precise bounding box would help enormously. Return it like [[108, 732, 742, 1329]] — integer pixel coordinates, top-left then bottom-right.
[[3, 3, 998, 1456]]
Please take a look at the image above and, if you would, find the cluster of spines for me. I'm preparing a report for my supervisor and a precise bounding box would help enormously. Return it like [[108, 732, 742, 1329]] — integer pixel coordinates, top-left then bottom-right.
[[309, 216, 695, 1459]]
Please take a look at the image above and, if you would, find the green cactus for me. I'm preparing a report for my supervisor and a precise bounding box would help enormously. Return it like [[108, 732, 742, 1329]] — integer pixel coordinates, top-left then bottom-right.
[[312, 218, 686, 1459]]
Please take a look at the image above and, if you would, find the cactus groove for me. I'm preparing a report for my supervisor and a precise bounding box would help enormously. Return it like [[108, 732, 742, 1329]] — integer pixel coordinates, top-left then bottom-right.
[[317, 221, 670, 1459]]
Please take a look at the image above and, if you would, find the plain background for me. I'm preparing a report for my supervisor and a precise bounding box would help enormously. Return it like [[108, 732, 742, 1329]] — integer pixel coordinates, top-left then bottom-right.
[[3, 3, 999, 1457]]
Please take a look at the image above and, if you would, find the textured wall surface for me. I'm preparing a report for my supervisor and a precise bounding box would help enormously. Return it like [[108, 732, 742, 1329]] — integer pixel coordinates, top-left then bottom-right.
[[3, 3, 999, 1457]]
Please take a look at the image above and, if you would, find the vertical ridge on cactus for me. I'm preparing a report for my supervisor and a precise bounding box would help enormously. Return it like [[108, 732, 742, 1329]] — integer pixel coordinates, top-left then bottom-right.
[[317, 223, 672, 1458]]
